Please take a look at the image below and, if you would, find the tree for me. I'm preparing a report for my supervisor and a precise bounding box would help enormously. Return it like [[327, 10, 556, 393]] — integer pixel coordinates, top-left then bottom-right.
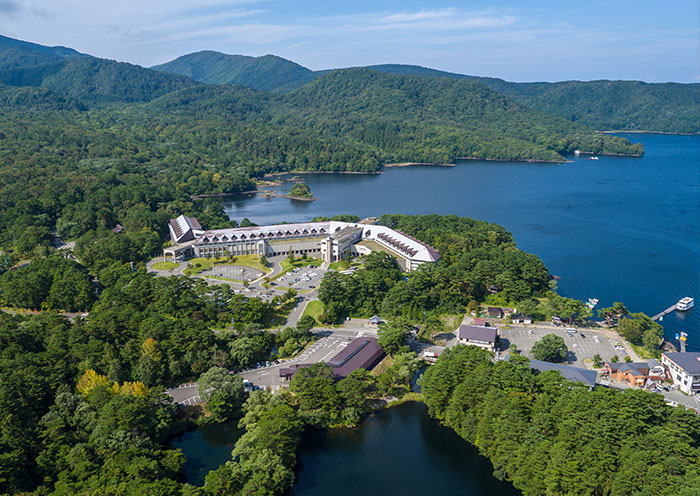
[[296, 315, 316, 332], [377, 318, 413, 356], [289, 183, 312, 199], [199, 366, 246, 422], [618, 312, 662, 351], [611, 355, 619, 363], [531, 333, 568, 363], [592, 353, 603, 368]]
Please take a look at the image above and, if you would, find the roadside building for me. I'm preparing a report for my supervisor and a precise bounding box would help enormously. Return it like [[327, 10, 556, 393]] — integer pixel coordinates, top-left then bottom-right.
[[279, 337, 385, 381], [457, 325, 498, 352], [661, 352, 700, 395], [472, 318, 490, 327], [601, 360, 665, 388], [511, 313, 532, 325], [486, 307, 503, 319], [526, 359, 598, 387]]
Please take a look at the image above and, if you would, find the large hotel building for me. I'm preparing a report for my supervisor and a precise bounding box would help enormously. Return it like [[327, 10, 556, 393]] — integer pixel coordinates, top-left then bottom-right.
[[165, 215, 440, 272]]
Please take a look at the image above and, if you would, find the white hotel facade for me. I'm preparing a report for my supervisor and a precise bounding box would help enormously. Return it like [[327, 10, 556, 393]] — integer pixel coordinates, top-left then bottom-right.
[[165, 216, 440, 272]]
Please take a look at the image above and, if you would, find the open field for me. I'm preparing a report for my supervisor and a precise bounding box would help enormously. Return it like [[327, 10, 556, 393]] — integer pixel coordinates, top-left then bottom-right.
[[152, 260, 179, 270], [301, 300, 324, 323]]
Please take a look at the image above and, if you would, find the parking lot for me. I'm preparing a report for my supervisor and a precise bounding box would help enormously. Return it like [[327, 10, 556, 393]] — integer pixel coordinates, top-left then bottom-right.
[[275, 265, 324, 291], [239, 329, 369, 389], [201, 264, 265, 282], [501, 326, 621, 367]]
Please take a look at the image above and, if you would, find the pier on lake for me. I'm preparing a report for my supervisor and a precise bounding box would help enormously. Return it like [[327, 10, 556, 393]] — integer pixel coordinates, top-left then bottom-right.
[[651, 304, 677, 322]]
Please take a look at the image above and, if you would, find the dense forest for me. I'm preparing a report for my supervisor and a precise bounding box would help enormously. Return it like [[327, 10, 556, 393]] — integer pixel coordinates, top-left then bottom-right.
[[0, 35, 647, 257], [318, 214, 551, 325], [151, 49, 700, 134], [421, 345, 700, 495]]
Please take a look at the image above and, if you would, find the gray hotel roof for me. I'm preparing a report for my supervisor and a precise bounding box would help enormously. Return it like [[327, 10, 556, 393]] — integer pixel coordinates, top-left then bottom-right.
[[664, 352, 700, 375]]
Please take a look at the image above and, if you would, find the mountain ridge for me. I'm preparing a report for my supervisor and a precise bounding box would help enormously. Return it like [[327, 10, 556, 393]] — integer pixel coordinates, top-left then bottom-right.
[[153, 50, 700, 133]]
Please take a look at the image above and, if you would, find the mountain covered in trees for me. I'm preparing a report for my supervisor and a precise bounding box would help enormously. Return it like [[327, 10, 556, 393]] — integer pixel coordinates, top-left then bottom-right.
[[0, 35, 199, 103], [151, 51, 317, 92], [153, 50, 700, 133], [0, 35, 649, 257]]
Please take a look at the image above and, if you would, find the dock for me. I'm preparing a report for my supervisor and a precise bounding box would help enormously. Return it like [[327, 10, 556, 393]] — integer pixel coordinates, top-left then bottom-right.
[[651, 304, 677, 321]]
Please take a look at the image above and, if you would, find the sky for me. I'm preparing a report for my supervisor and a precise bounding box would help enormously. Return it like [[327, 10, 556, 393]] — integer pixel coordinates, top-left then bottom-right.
[[1, 0, 698, 82]]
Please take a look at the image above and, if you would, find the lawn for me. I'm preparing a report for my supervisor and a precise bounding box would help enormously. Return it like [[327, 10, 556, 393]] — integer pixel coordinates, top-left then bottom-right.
[[328, 259, 363, 271], [184, 255, 272, 276], [301, 300, 324, 323], [153, 261, 179, 271]]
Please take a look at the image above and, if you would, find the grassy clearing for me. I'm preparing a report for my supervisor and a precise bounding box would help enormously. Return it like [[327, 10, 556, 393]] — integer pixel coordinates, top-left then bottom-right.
[[153, 261, 179, 271], [184, 255, 271, 276], [301, 300, 324, 323], [328, 259, 362, 271], [629, 342, 658, 360]]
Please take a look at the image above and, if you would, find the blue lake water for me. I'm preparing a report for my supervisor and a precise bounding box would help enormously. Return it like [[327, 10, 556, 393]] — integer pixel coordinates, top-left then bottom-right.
[[171, 422, 243, 486], [224, 133, 700, 350], [290, 402, 519, 496]]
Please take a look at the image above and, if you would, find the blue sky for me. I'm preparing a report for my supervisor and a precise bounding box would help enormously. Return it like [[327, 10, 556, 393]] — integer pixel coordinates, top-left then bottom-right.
[[1, 0, 698, 82]]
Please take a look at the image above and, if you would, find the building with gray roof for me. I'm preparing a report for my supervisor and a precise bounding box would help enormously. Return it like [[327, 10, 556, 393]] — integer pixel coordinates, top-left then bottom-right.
[[661, 352, 700, 395]]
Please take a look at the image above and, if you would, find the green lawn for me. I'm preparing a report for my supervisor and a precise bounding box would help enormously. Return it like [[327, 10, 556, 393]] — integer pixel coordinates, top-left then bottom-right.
[[301, 300, 324, 323], [328, 259, 362, 271], [184, 255, 272, 276], [153, 260, 179, 271]]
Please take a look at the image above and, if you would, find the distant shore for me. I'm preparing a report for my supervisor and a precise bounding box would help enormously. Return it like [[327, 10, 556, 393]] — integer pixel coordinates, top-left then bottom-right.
[[456, 156, 572, 164], [599, 130, 699, 136], [264, 170, 381, 178], [384, 162, 455, 167]]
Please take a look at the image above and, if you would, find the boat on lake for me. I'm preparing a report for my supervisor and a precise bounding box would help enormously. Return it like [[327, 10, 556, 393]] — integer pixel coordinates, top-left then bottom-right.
[[677, 297, 694, 311], [586, 298, 599, 310]]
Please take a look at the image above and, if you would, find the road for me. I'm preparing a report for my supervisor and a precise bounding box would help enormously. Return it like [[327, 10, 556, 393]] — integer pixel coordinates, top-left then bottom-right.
[[147, 255, 329, 326], [165, 327, 377, 403]]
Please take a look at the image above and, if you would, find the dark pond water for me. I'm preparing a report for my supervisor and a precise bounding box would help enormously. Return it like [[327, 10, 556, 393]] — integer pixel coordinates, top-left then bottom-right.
[[290, 402, 519, 495], [171, 422, 243, 486], [223, 133, 700, 349]]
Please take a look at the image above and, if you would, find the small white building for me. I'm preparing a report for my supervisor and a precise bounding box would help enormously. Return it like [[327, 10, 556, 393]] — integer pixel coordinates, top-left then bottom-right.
[[457, 325, 498, 352], [661, 352, 700, 395]]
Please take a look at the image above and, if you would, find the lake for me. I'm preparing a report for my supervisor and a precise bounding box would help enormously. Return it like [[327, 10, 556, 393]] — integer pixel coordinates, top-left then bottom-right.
[[223, 133, 700, 350], [171, 422, 243, 486], [175, 402, 520, 494], [290, 402, 518, 495]]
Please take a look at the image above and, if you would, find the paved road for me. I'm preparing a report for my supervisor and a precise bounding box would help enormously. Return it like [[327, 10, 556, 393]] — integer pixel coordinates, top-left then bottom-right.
[[165, 328, 377, 403], [240, 328, 375, 389]]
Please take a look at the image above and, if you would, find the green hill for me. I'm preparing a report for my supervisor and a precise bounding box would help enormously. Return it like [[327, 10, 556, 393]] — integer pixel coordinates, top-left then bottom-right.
[[281, 68, 642, 162], [152, 51, 316, 92], [0, 36, 200, 104], [364, 64, 700, 133]]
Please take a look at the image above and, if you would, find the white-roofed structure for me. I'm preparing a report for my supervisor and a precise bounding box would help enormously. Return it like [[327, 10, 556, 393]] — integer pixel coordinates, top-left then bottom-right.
[[168, 215, 204, 244], [164, 218, 440, 271]]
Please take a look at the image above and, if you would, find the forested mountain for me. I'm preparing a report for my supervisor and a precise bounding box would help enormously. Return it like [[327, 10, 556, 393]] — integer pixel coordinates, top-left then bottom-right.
[[0, 36, 200, 103], [154, 47, 699, 133], [367, 64, 700, 134], [152, 50, 316, 92], [281, 68, 642, 161]]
